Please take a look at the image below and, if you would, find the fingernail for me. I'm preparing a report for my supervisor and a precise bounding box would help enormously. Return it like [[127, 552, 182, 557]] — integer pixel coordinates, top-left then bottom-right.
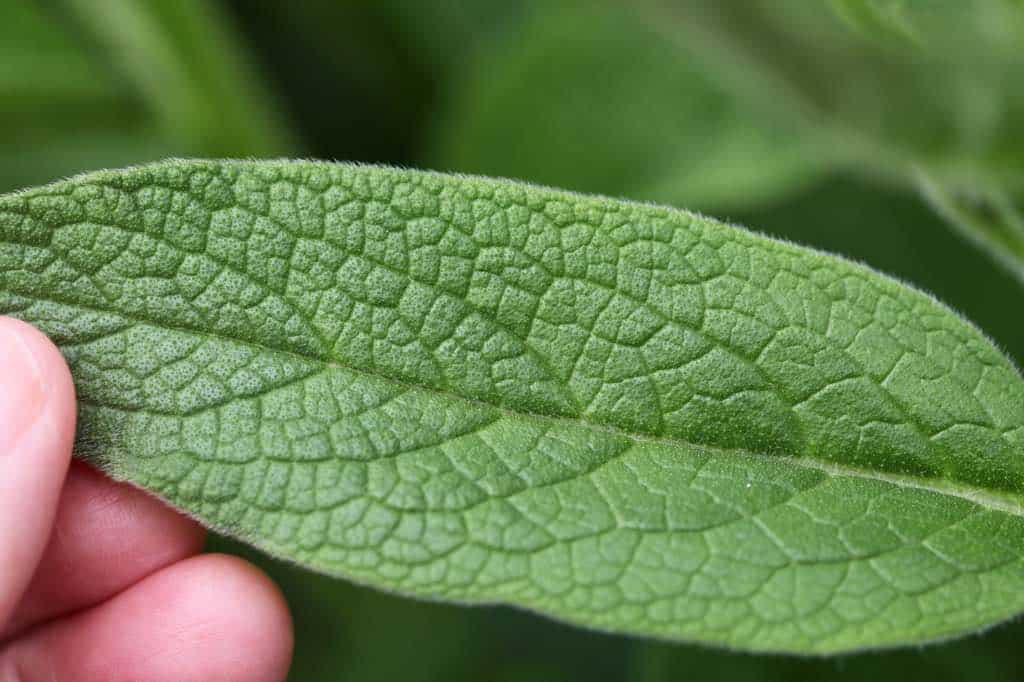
[[0, 320, 48, 452]]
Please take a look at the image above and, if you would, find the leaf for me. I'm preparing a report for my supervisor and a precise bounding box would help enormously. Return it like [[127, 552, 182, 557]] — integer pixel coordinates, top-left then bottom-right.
[[651, 0, 1024, 285], [823, 0, 1024, 287], [62, 0, 296, 158], [735, 174, 1024, 361], [2, 160, 1024, 654], [916, 172, 1024, 285], [0, 1, 295, 192], [829, 0, 923, 47], [0, 1, 154, 188], [829, 0, 1024, 57], [432, 3, 826, 213], [223, 0, 524, 165]]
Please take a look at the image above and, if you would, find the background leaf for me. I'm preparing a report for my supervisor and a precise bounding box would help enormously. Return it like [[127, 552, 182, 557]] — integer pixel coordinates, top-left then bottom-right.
[[0, 0, 294, 191], [63, 0, 295, 157], [653, 0, 1024, 284], [433, 2, 828, 213]]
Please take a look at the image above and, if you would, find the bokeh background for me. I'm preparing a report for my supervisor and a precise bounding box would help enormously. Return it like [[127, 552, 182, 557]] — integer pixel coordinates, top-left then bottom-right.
[[4, 1, 1024, 679]]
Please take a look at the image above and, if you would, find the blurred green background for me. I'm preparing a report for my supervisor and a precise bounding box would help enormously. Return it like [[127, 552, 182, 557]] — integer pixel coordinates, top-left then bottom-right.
[[4, 1, 1023, 679]]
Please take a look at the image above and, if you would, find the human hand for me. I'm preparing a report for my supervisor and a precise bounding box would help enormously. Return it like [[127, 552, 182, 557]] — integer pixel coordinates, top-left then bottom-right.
[[0, 318, 293, 681]]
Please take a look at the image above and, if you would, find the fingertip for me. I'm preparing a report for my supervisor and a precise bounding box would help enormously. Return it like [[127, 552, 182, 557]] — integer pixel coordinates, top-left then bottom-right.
[[130, 553, 296, 682], [4, 553, 294, 682], [184, 553, 295, 682]]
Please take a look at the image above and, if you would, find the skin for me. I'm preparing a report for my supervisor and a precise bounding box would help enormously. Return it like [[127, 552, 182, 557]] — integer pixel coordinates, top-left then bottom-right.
[[0, 317, 294, 681]]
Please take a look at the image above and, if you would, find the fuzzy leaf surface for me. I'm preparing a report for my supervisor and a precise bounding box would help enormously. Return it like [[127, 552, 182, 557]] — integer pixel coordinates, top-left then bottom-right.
[[2, 160, 1023, 653]]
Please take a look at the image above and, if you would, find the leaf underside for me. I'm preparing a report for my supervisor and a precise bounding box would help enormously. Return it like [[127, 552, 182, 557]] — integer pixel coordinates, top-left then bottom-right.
[[1, 160, 1023, 654]]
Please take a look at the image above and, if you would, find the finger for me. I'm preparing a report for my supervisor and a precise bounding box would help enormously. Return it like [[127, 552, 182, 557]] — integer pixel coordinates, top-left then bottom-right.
[[0, 317, 76, 626], [1, 461, 207, 640], [1, 554, 294, 682]]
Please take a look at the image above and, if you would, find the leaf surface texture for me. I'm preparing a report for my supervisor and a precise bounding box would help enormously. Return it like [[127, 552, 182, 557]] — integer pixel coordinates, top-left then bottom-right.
[[2, 160, 1023, 653]]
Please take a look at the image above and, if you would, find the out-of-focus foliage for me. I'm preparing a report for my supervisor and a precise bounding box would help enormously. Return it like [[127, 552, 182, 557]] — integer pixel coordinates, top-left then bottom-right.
[[433, 3, 827, 212], [830, 0, 1024, 54], [659, 0, 1024, 283], [5, 0, 1024, 679], [0, 0, 292, 190]]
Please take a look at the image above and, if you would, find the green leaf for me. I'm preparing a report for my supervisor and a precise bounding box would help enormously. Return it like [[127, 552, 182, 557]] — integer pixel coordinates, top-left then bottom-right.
[[824, 0, 1024, 287], [62, 0, 296, 158], [433, 3, 826, 213], [916, 172, 1024, 285], [0, 1, 154, 188], [829, 0, 1024, 56], [655, 0, 1024, 284], [0, 1, 295, 192], [2, 160, 1024, 654], [830, 0, 924, 47]]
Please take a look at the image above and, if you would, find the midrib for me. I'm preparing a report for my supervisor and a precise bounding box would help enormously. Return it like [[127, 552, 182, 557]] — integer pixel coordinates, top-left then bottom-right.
[[9, 287, 1024, 521]]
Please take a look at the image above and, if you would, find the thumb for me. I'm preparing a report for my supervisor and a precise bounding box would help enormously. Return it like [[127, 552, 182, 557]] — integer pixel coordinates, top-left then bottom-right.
[[0, 317, 76, 626]]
